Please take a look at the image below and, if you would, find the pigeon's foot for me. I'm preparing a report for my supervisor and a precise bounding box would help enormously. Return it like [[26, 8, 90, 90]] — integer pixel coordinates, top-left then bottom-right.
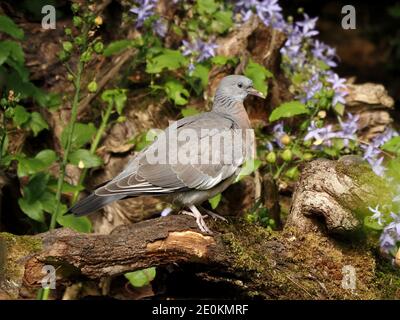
[[199, 206, 228, 222], [182, 205, 212, 234]]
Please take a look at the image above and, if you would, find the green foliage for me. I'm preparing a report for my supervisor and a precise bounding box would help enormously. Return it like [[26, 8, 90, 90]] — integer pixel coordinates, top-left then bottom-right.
[[382, 137, 400, 155], [125, 267, 156, 288], [189, 63, 210, 92], [244, 59, 273, 96], [236, 158, 261, 182], [269, 101, 309, 122], [181, 107, 200, 117], [103, 39, 137, 57], [208, 193, 221, 209], [56, 213, 91, 233], [68, 149, 103, 168], [0, 15, 24, 40], [101, 89, 128, 115], [61, 123, 96, 151], [146, 49, 187, 74], [16, 150, 56, 177], [163, 79, 190, 105]]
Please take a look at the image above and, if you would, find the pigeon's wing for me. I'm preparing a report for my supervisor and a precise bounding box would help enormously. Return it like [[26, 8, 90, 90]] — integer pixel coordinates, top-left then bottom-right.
[[95, 113, 246, 197]]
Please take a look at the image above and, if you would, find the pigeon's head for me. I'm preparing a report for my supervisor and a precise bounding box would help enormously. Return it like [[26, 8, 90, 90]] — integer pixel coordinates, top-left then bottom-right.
[[215, 75, 265, 102]]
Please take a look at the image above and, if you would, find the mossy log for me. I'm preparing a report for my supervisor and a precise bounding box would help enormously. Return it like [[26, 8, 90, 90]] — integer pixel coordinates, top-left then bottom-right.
[[1, 158, 399, 300]]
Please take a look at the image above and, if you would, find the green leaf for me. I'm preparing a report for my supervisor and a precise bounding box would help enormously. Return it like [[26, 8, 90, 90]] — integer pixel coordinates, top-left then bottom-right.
[[333, 103, 345, 116], [124, 267, 156, 288], [382, 137, 400, 155], [269, 101, 309, 122], [0, 40, 25, 65], [18, 173, 50, 222], [285, 166, 299, 180], [13, 105, 30, 127], [18, 197, 44, 222], [164, 80, 190, 105], [181, 107, 200, 117], [27, 112, 48, 136], [208, 193, 221, 209], [101, 89, 127, 115], [244, 59, 272, 97], [235, 158, 261, 182], [17, 150, 56, 177], [103, 40, 136, 57], [190, 64, 210, 89], [0, 15, 24, 40], [211, 55, 238, 66], [196, 0, 218, 15], [146, 49, 187, 74], [211, 10, 233, 33], [23, 172, 49, 203], [57, 213, 92, 233], [68, 149, 103, 168], [61, 122, 96, 151]]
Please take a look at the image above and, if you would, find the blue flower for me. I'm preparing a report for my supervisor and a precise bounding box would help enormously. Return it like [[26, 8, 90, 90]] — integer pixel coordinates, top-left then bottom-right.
[[337, 113, 359, 146], [379, 212, 400, 254], [304, 121, 336, 147], [369, 205, 384, 225], [154, 19, 168, 38], [182, 39, 218, 63], [271, 122, 285, 148], [130, 0, 156, 27], [296, 14, 319, 38], [235, 0, 285, 30]]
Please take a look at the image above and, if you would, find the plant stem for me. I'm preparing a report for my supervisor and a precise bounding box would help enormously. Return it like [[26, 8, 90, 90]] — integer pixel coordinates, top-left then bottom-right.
[[71, 101, 114, 204], [49, 60, 84, 230], [49, 25, 88, 230]]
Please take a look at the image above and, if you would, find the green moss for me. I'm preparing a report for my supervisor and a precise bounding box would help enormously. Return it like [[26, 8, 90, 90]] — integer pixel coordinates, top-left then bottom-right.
[[0, 232, 42, 295]]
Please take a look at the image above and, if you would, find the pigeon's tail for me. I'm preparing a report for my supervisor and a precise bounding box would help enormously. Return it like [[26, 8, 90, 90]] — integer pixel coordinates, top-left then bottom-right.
[[68, 193, 125, 216]]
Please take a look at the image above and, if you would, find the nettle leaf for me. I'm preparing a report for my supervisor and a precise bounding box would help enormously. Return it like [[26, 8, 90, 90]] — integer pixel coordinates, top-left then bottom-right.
[[146, 49, 187, 74], [196, 0, 218, 15], [211, 10, 233, 34], [164, 80, 190, 105], [382, 137, 400, 155], [244, 59, 273, 96], [181, 107, 199, 118], [61, 122, 96, 150], [235, 158, 261, 182], [17, 149, 56, 177], [208, 193, 221, 209], [103, 39, 136, 57], [0, 15, 24, 40], [68, 149, 103, 168], [269, 101, 309, 122], [27, 112, 48, 136], [13, 105, 30, 127], [125, 267, 156, 288]]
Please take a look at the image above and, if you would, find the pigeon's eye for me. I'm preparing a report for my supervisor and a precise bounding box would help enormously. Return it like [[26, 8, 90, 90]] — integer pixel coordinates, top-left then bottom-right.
[[238, 83, 243, 88]]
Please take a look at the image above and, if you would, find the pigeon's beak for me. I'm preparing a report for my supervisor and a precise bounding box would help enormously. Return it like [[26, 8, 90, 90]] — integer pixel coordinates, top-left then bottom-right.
[[247, 87, 265, 99]]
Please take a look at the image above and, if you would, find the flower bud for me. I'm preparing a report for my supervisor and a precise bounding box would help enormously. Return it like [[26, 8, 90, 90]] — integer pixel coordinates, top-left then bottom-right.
[[266, 151, 276, 164], [281, 149, 292, 162]]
